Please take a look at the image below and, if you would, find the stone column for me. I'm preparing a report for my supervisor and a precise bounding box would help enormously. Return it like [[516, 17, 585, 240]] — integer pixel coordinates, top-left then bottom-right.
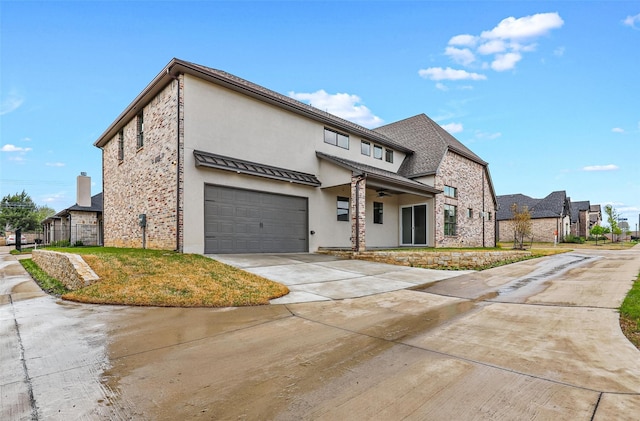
[[350, 175, 366, 252]]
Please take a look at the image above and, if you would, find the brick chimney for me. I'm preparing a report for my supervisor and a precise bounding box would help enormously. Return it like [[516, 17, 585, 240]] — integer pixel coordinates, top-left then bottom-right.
[[77, 172, 91, 207]]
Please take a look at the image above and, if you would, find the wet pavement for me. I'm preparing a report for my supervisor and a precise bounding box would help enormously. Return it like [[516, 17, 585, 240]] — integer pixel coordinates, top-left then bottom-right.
[[2, 246, 640, 420]]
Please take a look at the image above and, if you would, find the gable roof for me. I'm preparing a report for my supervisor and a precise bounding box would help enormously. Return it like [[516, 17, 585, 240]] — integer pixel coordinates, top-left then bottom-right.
[[373, 114, 487, 178], [497, 191, 568, 221], [94, 58, 411, 154], [570, 201, 591, 223], [43, 193, 103, 223]]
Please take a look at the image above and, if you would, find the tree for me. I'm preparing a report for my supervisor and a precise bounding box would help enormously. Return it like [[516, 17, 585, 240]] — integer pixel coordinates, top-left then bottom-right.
[[604, 204, 620, 242], [0, 190, 40, 233], [35, 205, 56, 223], [590, 225, 606, 245], [511, 203, 532, 249]]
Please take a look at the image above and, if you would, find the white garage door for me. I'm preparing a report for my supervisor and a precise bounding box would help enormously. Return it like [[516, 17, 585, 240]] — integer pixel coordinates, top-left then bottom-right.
[[204, 185, 308, 254]]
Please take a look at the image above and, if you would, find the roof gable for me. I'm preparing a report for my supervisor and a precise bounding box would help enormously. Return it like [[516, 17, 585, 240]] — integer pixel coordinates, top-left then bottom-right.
[[373, 114, 486, 178], [497, 191, 568, 220]]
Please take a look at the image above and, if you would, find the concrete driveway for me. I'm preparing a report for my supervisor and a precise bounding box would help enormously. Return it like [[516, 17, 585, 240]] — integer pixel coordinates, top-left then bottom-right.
[[2, 246, 640, 420], [207, 253, 474, 303]]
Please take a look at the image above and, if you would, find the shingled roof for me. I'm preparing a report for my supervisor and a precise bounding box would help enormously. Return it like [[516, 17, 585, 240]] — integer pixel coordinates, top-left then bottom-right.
[[570, 201, 591, 223], [373, 114, 487, 178], [497, 191, 569, 221]]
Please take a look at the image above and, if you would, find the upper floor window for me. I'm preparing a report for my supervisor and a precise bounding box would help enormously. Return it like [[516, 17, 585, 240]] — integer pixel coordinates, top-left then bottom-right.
[[136, 112, 144, 149], [324, 128, 349, 149], [373, 145, 383, 160], [385, 149, 393, 163], [373, 202, 383, 224], [337, 196, 349, 221], [361, 140, 371, 156], [118, 130, 124, 162], [444, 185, 457, 198], [468, 208, 473, 218], [487, 212, 492, 221]]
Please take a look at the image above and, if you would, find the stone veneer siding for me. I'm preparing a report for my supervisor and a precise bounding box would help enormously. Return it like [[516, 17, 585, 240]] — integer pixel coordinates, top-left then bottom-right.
[[350, 175, 367, 251], [69, 210, 99, 245], [102, 76, 183, 250], [433, 151, 496, 247], [320, 249, 529, 269], [32, 250, 99, 290]]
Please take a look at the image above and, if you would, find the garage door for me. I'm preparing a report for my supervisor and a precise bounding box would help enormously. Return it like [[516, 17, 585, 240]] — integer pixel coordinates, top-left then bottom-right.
[[204, 185, 308, 254]]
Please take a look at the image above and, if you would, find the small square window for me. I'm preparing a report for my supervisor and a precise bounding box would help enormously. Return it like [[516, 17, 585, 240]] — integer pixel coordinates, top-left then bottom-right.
[[385, 149, 393, 163], [337, 196, 349, 221], [374, 202, 383, 224], [361, 141, 371, 156], [373, 145, 383, 159]]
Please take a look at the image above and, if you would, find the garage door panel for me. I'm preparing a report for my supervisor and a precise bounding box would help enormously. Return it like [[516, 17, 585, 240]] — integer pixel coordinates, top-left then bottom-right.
[[204, 185, 308, 254]]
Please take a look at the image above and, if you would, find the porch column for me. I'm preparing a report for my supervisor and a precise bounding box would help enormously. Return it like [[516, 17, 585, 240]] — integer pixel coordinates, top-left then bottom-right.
[[350, 175, 366, 252]]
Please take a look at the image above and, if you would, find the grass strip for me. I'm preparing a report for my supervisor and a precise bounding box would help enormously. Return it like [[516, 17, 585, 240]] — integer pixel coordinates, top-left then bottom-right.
[[46, 247, 289, 307], [20, 258, 70, 296], [620, 273, 640, 349]]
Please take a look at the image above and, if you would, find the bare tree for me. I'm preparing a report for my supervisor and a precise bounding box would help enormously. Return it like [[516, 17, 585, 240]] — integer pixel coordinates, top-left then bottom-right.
[[511, 203, 532, 249]]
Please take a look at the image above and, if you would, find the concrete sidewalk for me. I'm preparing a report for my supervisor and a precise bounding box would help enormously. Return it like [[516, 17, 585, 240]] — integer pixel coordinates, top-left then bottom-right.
[[207, 253, 475, 304]]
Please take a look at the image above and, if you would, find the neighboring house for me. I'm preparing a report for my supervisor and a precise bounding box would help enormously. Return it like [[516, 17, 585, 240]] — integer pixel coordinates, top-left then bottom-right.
[[93, 58, 496, 254], [589, 204, 602, 230], [570, 200, 591, 238], [496, 191, 571, 243], [42, 173, 103, 246]]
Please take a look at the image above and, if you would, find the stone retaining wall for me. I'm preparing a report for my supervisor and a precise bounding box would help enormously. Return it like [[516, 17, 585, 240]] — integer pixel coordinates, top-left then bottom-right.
[[32, 250, 100, 290], [319, 249, 531, 269]]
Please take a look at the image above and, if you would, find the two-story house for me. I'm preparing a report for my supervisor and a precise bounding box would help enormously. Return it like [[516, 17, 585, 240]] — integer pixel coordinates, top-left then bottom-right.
[[94, 58, 496, 254]]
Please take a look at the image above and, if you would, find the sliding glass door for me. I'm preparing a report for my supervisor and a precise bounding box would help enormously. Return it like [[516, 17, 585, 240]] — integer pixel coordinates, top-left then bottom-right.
[[401, 204, 427, 246]]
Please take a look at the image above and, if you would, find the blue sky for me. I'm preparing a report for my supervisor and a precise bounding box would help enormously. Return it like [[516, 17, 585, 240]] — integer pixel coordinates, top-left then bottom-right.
[[1, 1, 639, 230]]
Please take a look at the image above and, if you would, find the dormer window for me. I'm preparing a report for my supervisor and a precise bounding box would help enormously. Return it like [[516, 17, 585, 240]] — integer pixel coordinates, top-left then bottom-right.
[[361, 140, 371, 156], [324, 128, 349, 149], [385, 149, 393, 163], [373, 145, 383, 159]]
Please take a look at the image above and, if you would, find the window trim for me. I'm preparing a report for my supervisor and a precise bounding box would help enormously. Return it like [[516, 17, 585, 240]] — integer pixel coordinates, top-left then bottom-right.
[[118, 130, 124, 162], [444, 204, 457, 236], [337, 196, 349, 221], [373, 202, 383, 224], [444, 185, 457, 198], [136, 111, 144, 149], [324, 128, 349, 150], [361, 140, 371, 156], [385, 149, 393, 163], [373, 145, 383, 160]]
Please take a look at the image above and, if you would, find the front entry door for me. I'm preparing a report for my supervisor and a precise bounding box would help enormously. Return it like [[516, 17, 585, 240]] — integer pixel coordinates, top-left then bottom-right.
[[401, 204, 427, 245]]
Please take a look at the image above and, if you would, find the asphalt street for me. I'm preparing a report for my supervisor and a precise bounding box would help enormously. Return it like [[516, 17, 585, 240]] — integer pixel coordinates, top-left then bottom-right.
[[1, 245, 640, 420]]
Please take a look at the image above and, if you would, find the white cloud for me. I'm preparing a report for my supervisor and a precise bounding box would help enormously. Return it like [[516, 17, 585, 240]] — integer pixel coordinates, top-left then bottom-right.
[[442, 123, 463, 134], [9, 156, 26, 162], [444, 46, 476, 65], [418, 67, 487, 81], [1, 144, 33, 152], [46, 162, 65, 167], [491, 52, 523, 71], [623, 13, 640, 29], [475, 130, 502, 140], [448, 34, 477, 47], [0, 90, 25, 115], [288, 89, 384, 128], [612, 127, 625, 133], [422, 12, 564, 84], [481, 12, 564, 40], [582, 164, 619, 171], [477, 39, 507, 55], [435, 82, 449, 91]]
